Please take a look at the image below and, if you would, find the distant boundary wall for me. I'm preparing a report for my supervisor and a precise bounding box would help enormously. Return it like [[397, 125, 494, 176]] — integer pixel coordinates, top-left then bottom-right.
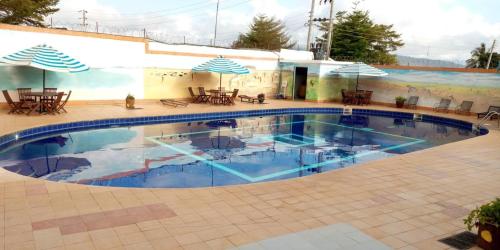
[[1, 24, 499, 113]]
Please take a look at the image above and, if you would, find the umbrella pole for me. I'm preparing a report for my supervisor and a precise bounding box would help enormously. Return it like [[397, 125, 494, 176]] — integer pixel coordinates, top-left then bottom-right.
[[355, 73, 359, 91], [219, 73, 222, 90], [43, 69, 46, 90]]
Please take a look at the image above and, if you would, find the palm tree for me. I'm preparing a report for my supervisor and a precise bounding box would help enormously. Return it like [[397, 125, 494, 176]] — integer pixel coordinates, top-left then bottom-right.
[[466, 43, 494, 68]]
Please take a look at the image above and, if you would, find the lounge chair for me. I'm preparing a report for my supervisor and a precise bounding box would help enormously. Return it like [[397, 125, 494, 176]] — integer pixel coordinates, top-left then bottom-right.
[[224, 89, 239, 105], [238, 95, 259, 103], [56, 90, 72, 113], [455, 100, 473, 115], [160, 99, 189, 107], [433, 98, 451, 113], [404, 96, 419, 109], [477, 106, 500, 119], [2, 90, 23, 114], [188, 87, 201, 103]]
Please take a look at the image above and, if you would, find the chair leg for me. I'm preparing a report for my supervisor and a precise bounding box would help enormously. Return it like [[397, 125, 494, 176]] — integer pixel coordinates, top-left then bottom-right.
[[26, 103, 40, 116]]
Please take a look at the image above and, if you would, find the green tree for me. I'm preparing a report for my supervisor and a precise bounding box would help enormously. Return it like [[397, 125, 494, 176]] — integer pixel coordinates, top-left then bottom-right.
[[318, 9, 404, 64], [0, 0, 59, 27], [466, 43, 499, 69], [232, 15, 295, 50]]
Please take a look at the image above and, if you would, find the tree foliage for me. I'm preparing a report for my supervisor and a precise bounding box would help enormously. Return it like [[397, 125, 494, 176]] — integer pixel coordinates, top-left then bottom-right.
[[319, 9, 404, 64], [466, 43, 499, 69], [0, 0, 59, 27], [232, 15, 295, 50]]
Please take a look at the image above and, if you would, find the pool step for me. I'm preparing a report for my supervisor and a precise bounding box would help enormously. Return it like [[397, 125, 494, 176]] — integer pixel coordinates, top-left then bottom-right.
[[413, 113, 423, 121]]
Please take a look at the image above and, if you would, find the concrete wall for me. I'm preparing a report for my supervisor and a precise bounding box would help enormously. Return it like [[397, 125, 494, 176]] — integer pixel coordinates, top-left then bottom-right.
[[283, 60, 500, 112], [0, 24, 312, 102]]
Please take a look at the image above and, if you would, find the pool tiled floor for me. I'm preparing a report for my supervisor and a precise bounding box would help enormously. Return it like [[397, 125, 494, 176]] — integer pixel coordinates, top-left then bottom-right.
[[0, 100, 498, 249]]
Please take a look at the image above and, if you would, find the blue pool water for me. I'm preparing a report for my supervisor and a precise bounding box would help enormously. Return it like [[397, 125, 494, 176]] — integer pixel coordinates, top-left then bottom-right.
[[0, 113, 482, 188]]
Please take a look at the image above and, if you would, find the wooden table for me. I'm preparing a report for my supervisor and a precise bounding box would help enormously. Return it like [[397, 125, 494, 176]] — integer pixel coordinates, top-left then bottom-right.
[[22, 92, 61, 113], [207, 90, 233, 105]]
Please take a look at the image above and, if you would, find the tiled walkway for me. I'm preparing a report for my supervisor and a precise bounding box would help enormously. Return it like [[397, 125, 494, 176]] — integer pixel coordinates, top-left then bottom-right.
[[0, 100, 498, 250], [234, 223, 390, 250]]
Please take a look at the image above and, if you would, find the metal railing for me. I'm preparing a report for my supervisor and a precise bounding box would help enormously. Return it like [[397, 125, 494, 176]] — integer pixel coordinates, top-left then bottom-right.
[[474, 111, 500, 130]]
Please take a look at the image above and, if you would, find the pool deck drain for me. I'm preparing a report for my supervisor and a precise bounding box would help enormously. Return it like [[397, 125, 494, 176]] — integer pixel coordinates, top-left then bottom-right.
[[0, 100, 499, 249]]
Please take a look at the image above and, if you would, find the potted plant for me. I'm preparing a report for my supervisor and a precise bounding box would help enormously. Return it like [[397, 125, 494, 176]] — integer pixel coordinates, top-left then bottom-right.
[[126, 94, 135, 109], [464, 198, 500, 250], [257, 93, 265, 104], [395, 96, 406, 108]]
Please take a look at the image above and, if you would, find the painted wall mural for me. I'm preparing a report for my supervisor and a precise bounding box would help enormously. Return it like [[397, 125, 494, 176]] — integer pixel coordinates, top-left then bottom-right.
[[0, 65, 143, 101], [143, 68, 280, 99], [282, 63, 499, 112], [359, 69, 500, 112]]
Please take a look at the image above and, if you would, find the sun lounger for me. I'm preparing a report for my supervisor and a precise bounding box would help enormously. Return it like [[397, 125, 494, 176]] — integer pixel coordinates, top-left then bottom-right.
[[405, 96, 419, 109], [238, 95, 259, 103], [433, 98, 451, 113], [455, 100, 473, 115], [160, 99, 189, 107], [477, 106, 500, 119]]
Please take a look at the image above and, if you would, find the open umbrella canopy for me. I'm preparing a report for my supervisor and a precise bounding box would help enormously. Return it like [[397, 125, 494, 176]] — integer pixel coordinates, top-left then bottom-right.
[[0, 44, 89, 73], [330, 63, 388, 91], [330, 63, 388, 77], [192, 56, 250, 75]]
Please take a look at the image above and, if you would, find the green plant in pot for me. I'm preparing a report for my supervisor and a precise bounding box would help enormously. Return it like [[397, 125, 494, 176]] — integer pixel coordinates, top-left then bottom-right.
[[126, 94, 135, 109], [464, 198, 500, 250], [395, 96, 406, 108], [257, 93, 265, 104]]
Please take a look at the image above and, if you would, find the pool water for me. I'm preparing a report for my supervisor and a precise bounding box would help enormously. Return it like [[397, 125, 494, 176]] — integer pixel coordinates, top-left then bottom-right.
[[0, 114, 479, 188]]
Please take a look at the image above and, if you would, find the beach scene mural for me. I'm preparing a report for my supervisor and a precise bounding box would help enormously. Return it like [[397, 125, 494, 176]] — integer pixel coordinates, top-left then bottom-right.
[[143, 68, 280, 99], [359, 69, 500, 112], [0, 65, 143, 100]]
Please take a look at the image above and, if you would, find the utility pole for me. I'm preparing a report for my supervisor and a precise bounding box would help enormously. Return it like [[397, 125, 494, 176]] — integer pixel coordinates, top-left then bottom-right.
[[50, 17, 53, 28], [213, 0, 220, 47], [79, 10, 88, 31], [486, 39, 496, 69], [306, 0, 316, 51], [96, 22, 99, 33], [325, 0, 335, 60], [143, 28, 147, 38]]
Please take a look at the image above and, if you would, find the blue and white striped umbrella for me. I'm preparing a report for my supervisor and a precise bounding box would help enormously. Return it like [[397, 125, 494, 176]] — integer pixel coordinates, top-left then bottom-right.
[[0, 44, 89, 89], [330, 63, 388, 77], [192, 56, 249, 90], [330, 63, 388, 90], [192, 56, 250, 75], [0, 44, 89, 73]]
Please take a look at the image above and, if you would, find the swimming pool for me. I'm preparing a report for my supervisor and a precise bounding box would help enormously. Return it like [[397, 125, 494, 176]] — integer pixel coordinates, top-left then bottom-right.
[[0, 109, 485, 188]]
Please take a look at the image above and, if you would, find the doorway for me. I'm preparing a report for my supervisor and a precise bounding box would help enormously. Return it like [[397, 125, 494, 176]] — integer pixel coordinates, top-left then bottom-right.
[[294, 67, 308, 100]]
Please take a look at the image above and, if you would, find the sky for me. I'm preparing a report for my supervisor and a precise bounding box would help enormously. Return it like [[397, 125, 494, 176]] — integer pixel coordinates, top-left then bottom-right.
[[50, 0, 500, 64]]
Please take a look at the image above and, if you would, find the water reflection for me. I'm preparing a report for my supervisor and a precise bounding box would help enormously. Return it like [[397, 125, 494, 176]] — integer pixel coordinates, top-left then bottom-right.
[[0, 114, 480, 188]]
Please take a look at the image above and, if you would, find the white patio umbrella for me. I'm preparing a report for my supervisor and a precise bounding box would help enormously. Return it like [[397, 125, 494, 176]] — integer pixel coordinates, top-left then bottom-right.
[[0, 44, 89, 89], [330, 63, 388, 91], [192, 56, 250, 90]]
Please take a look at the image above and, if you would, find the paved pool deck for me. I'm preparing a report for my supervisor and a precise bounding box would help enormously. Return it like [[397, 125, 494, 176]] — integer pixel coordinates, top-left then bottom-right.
[[0, 100, 498, 250]]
